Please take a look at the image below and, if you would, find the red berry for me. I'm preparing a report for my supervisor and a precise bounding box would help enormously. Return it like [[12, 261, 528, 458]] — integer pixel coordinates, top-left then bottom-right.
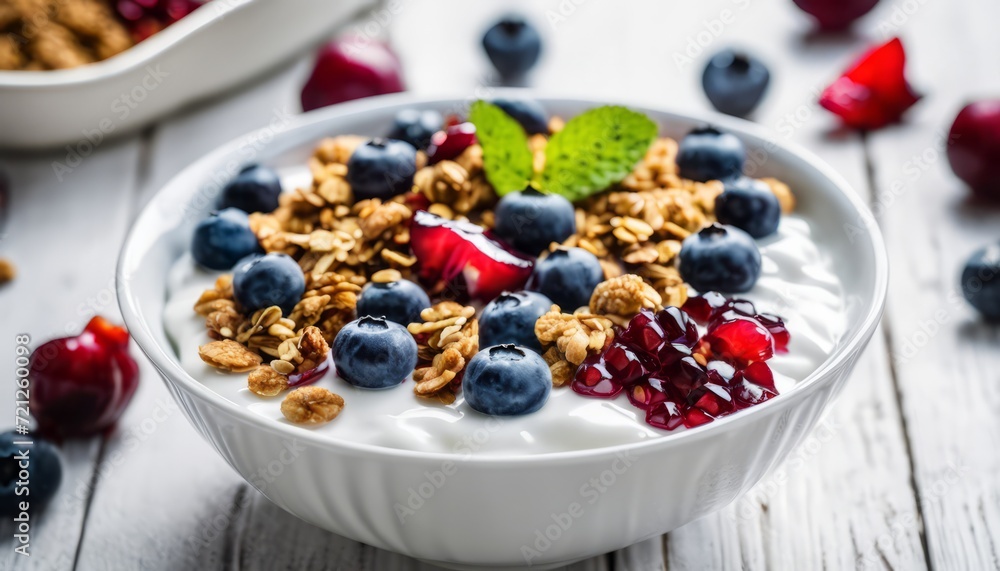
[[409, 211, 533, 302], [426, 123, 477, 164], [706, 317, 774, 366], [300, 37, 405, 112], [646, 399, 685, 431], [754, 312, 790, 352], [29, 317, 140, 439], [572, 356, 623, 398], [947, 100, 1000, 200], [681, 291, 730, 323], [689, 382, 735, 417], [627, 379, 668, 410], [819, 38, 921, 130], [732, 362, 778, 408], [287, 354, 331, 388], [115, 0, 202, 42], [792, 0, 879, 30], [683, 407, 715, 428]]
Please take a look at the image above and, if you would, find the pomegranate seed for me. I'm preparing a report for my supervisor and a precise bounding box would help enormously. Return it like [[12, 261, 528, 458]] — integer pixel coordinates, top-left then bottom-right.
[[601, 341, 650, 385], [627, 379, 668, 410], [755, 313, 790, 352], [689, 383, 735, 416], [655, 306, 700, 346], [706, 360, 736, 385], [683, 407, 715, 428], [682, 291, 727, 323], [706, 317, 774, 366], [287, 355, 331, 388], [646, 399, 685, 431], [740, 361, 777, 393], [571, 361, 623, 398], [661, 355, 708, 395], [427, 123, 477, 164]]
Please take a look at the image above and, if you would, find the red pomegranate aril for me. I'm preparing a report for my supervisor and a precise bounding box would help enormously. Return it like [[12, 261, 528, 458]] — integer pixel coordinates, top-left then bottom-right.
[[682, 291, 727, 323], [690, 383, 735, 417], [655, 306, 700, 346], [571, 362, 624, 398], [755, 313, 790, 352], [662, 355, 708, 395], [706, 359, 736, 385], [299, 37, 405, 112], [683, 407, 715, 428], [706, 317, 774, 366], [646, 399, 685, 431], [740, 361, 777, 393], [602, 341, 650, 385], [287, 355, 331, 388], [427, 123, 477, 164], [619, 309, 664, 353], [627, 380, 667, 410]]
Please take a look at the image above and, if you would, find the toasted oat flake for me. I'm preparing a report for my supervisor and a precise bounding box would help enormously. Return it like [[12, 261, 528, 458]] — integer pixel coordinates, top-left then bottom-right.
[[248, 365, 289, 396], [371, 268, 402, 283], [198, 340, 263, 372], [281, 386, 344, 424]]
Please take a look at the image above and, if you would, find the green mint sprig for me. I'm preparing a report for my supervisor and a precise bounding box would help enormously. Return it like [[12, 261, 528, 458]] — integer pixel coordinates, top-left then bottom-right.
[[468, 101, 657, 201], [467, 100, 534, 196]]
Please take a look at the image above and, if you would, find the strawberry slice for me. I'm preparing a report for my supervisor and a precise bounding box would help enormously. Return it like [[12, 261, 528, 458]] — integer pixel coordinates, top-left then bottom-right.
[[409, 210, 534, 302], [819, 38, 921, 130]]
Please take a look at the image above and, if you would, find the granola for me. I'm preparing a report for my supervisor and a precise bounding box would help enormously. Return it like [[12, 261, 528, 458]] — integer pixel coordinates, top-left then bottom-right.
[[1, 0, 134, 71], [198, 340, 263, 373], [185, 106, 799, 421], [280, 386, 344, 424], [407, 302, 478, 402]]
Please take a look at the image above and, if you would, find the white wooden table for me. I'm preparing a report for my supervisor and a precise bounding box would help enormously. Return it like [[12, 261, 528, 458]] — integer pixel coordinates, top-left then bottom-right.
[[2, 1, 998, 569]]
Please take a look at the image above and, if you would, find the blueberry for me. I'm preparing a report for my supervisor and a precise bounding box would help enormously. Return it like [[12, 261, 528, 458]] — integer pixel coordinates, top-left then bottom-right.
[[492, 98, 549, 134], [232, 253, 305, 315], [333, 316, 417, 389], [528, 247, 604, 311], [494, 188, 576, 256], [702, 49, 770, 118], [480, 291, 553, 353], [676, 126, 746, 182], [191, 208, 262, 270], [356, 279, 431, 326], [218, 164, 282, 214], [346, 138, 417, 201], [464, 345, 551, 416], [388, 109, 443, 149], [482, 16, 542, 79], [961, 243, 1000, 320], [715, 177, 781, 238], [679, 223, 761, 293], [1, 431, 62, 517]]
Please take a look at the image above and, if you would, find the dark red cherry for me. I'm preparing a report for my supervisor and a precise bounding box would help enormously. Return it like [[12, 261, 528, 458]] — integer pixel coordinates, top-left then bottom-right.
[[29, 317, 140, 439]]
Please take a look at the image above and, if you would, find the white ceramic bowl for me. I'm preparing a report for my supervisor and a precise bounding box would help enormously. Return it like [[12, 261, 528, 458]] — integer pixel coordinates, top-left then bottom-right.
[[117, 94, 888, 570], [0, 0, 374, 150]]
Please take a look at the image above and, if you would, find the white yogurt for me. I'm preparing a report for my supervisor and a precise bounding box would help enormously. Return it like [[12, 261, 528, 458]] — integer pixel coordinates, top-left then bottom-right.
[[164, 215, 845, 455]]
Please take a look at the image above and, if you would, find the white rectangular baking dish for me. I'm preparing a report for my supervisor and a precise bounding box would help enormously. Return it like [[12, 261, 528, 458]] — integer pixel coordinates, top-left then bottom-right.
[[0, 0, 376, 150]]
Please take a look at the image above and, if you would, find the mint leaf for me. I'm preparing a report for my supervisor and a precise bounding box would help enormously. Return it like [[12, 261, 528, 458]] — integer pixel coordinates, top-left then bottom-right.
[[540, 106, 657, 201], [468, 100, 533, 196]]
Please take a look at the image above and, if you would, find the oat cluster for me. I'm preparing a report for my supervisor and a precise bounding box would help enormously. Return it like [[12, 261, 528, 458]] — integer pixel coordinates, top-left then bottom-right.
[[191, 120, 796, 422], [1, 0, 133, 70], [407, 302, 479, 403]]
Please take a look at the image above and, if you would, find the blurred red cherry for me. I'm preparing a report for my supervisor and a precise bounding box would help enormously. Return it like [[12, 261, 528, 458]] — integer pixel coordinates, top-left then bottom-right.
[[300, 37, 405, 112], [947, 100, 1000, 200], [29, 317, 140, 439], [792, 0, 880, 30]]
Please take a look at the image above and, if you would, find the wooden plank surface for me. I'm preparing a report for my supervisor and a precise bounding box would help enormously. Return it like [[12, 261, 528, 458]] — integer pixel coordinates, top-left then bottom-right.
[[5, 0, 998, 569], [867, 0, 1000, 569], [0, 139, 142, 570]]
